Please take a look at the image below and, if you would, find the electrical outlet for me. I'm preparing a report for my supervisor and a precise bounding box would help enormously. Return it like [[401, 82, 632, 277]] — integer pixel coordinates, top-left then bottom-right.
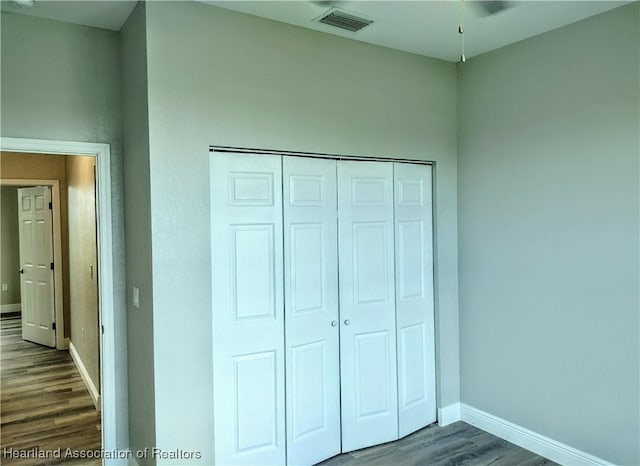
[[1, 283, 7, 292]]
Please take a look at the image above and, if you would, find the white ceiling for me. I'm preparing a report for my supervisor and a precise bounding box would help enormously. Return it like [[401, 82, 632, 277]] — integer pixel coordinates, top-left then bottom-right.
[[206, 0, 631, 61], [0, 0, 137, 31], [0, 0, 631, 61]]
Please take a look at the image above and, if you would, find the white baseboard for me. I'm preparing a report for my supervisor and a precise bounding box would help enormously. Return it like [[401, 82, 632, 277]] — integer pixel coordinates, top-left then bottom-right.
[[69, 341, 101, 410], [0, 303, 21, 314], [438, 402, 462, 426], [103, 456, 133, 466], [460, 404, 615, 466]]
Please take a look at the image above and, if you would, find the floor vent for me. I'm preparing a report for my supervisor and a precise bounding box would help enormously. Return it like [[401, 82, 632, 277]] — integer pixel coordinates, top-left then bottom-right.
[[315, 7, 374, 33]]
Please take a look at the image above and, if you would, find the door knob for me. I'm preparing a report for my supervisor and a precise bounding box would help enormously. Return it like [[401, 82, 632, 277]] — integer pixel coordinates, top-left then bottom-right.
[[331, 320, 337, 327], [344, 319, 351, 326], [19, 269, 24, 274]]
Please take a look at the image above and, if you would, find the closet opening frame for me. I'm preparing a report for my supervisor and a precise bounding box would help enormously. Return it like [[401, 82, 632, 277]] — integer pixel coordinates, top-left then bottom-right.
[[210, 145, 435, 167], [210, 145, 442, 435]]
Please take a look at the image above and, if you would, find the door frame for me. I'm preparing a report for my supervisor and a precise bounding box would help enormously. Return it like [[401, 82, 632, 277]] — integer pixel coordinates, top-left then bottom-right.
[[3, 180, 65, 350], [0, 137, 118, 458]]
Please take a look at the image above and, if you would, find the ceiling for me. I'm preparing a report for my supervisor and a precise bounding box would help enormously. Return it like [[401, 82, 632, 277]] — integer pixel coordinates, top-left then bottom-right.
[[205, 0, 631, 61], [0, 0, 137, 31], [0, 0, 631, 61]]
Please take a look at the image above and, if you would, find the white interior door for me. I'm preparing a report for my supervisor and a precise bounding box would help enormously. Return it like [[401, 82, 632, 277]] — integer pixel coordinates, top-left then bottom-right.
[[394, 163, 437, 437], [283, 156, 341, 465], [211, 153, 285, 465], [18, 186, 56, 347], [337, 161, 399, 452]]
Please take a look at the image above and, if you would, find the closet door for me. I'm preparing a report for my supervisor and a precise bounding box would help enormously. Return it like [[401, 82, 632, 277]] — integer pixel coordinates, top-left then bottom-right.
[[211, 153, 285, 465], [338, 161, 398, 452], [394, 163, 437, 437], [283, 157, 341, 465]]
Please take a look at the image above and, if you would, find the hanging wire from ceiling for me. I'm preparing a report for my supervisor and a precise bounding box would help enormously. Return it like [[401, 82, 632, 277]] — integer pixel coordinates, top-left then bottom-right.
[[459, 0, 466, 63]]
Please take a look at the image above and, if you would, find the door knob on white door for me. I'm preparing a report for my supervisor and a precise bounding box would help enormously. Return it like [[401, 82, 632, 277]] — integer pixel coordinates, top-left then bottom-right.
[[344, 319, 350, 326], [331, 320, 337, 327]]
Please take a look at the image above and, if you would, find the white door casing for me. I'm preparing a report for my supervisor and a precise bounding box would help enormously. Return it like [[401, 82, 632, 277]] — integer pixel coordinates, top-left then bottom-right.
[[337, 160, 399, 452], [18, 186, 56, 347], [211, 153, 286, 465], [394, 163, 437, 437], [283, 156, 341, 465]]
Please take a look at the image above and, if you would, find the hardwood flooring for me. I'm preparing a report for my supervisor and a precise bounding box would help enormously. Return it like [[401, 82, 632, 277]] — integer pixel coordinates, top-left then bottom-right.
[[319, 421, 557, 466], [1, 315, 101, 466]]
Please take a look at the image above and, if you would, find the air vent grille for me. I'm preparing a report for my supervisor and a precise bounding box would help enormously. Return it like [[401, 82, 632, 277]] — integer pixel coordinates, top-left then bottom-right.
[[316, 8, 374, 33]]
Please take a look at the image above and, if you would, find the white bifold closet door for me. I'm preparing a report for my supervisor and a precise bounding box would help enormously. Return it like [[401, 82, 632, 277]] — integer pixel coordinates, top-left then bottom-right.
[[211, 153, 436, 466], [394, 163, 437, 437], [283, 156, 341, 465], [337, 161, 399, 452], [211, 153, 286, 465]]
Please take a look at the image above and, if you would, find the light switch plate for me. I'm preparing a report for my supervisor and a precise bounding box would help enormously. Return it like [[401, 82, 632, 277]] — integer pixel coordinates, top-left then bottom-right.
[[132, 286, 140, 309], [1, 283, 7, 292]]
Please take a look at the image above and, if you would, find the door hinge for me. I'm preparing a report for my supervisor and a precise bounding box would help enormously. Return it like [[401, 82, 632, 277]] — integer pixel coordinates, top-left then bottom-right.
[[49, 201, 52, 210], [101, 325, 105, 335], [52, 322, 56, 330], [50, 262, 54, 270]]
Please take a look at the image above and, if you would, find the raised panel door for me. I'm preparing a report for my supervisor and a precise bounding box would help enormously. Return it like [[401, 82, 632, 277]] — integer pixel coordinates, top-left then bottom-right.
[[211, 153, 285, 465]]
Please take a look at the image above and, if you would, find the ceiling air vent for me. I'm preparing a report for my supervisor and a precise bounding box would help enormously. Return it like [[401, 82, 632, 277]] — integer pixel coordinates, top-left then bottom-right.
[[315, 7, 374, 33]]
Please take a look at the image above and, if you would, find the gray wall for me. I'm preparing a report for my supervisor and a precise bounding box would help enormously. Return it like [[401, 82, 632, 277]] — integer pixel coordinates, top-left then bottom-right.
[[457, 4, 639, 465], [67, 155, 100, 396], [0, 186, 20, 306], [120, 4, 156, 464], [143, 2, 459, 462], [0, 12, 129, 448]]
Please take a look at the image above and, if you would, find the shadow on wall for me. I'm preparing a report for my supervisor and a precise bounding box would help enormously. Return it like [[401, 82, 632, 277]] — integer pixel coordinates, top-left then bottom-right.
[[0, 186, 21, 312]]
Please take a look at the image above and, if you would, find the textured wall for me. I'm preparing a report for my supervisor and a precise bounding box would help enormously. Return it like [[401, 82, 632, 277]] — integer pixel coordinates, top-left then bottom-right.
[[458, 4, 639, 464], [144, 2, 458, 463], [120, 3, 157, 465], [67, 155, 100, 394], [1, 186, 20, 306]]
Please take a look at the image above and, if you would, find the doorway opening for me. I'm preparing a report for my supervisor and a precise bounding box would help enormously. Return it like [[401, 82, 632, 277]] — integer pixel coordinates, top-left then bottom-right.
[[0, 137, 120, 463], [2, 180, 65, 349], [1, 152, 102, 460]]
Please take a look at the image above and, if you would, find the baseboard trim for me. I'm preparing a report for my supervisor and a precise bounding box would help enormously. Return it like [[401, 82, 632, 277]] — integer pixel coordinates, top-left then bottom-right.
[[101, 455, 133, 466], [438, 402, 461, 426], [69, 341, 101, 410], [460, 404, 615, 466], [0, 303, 21, 314]]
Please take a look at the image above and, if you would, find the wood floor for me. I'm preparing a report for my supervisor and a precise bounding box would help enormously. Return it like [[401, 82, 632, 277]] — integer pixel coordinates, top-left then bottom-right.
[[1, 315, 101, 466], [319, 421, 557, 466]]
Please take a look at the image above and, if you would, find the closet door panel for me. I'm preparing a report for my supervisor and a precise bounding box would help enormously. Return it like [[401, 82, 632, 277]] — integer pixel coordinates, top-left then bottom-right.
[[394, 163, 436, 437], [338, 160, 399, 453], [211, 153, 285, 465], [284, 157, 341, 466]]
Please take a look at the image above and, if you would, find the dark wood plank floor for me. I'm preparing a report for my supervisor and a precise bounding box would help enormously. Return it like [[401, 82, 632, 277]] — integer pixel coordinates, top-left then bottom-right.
[[1, 315, 101, 466], [319, 421, 557, 466]]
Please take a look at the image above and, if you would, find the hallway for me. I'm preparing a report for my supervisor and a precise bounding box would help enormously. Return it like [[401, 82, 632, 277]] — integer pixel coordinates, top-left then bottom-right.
[[1, 315, 101, 465]]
